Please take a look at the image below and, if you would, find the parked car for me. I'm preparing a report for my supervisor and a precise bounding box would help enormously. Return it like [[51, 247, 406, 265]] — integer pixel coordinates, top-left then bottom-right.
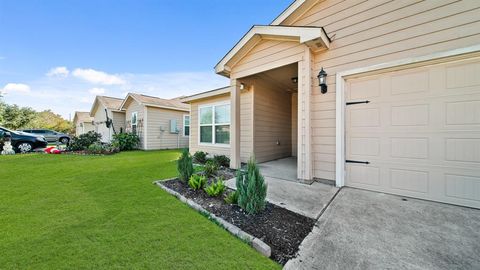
[[18, 129, 71, 144], [0, 127, 48, 153]]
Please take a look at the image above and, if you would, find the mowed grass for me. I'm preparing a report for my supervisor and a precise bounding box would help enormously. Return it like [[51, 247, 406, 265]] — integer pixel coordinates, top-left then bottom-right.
[[0, 150, 280, 269]]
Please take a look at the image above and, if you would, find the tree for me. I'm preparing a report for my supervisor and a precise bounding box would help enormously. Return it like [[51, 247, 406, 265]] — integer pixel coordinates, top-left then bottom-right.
[[0, 94, 5, 124], [28, 110, 74, 134], [1, 104, 36, 129]]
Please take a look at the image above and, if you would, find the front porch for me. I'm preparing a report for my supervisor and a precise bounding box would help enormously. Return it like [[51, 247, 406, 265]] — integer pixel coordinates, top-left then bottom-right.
[[226, 158, 339, 219]]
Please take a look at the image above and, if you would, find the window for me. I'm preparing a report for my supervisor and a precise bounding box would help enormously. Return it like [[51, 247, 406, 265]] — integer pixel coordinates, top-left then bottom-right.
[[131, 111, 138, 134], [199, 103, 230, 145], [183, 115, 190, 136]]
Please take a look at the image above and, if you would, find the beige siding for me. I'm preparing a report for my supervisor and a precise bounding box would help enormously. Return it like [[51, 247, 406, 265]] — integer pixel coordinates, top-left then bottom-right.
[[231, 39, 304, 79], [124, 99, 145, 148], [146, 106, 189, 150], [189, 92, 253, 162], [291, 93, 298, 157], [112, 111, 126, 134], [93, 104, 112, 142], [75, 122, 94, 136], [253, 80, 293, 163], [293, 0, 480, 180]]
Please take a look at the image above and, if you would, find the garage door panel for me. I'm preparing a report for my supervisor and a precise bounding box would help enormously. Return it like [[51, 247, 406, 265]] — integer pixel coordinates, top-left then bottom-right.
[[345, 56, 480, 209]]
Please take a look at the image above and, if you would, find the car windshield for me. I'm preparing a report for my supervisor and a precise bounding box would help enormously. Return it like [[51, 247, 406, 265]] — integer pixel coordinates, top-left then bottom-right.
[[0, 127, 17, 135]]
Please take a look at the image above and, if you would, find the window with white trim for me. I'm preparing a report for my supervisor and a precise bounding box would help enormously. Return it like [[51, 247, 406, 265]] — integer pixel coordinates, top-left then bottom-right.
[[183, 115, 190, 136], [199, 104, 230, 145], [131, 111, 138, 134]]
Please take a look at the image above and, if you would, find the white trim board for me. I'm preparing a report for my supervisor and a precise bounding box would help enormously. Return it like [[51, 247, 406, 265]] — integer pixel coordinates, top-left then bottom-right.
[[335, 45, 480, 188]]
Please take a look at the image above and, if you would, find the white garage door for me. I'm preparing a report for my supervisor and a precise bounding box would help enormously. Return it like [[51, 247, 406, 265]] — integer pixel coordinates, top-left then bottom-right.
[[345, 56, 480, 209]]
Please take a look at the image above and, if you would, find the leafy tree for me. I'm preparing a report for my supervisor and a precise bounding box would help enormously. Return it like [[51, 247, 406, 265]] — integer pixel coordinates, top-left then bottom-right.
[[28, 110, 74, 133], [1, 104, 36, 129]]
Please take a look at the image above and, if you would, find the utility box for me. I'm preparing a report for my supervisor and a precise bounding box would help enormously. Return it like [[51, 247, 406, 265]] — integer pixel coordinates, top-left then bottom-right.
[[169, 119, 179, 134]]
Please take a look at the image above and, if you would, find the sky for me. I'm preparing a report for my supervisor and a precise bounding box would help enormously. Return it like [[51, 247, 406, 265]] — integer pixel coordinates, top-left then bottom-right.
[[0, 0, 292, 119]]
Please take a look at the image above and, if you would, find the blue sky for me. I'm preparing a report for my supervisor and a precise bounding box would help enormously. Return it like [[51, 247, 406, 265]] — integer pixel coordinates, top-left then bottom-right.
[[0, 0, 292, 119]]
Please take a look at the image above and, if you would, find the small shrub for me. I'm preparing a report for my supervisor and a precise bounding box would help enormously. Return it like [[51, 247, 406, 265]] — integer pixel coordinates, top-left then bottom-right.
[[67, 131, 102, 151], [204, 160, 219, 178], [204, 177, 226, 197], [236, 157, 267, 214], [213, 155, 230, 168], [188, 174, 206, 190], [111, 132, 140, 151], [85, 142, 119, 155], [224, 191, 239, 205], [177, 148, 194, 182], [193, 151, 208, 164]]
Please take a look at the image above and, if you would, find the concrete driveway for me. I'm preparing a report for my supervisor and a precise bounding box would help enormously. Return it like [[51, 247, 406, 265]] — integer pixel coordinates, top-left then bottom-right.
[[285, 188, 480, 270]]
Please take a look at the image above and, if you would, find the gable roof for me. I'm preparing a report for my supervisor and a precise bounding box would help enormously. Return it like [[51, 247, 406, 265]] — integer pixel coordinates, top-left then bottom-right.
[[90, 95, 124, 117], [120, 93, 190, 112], [73, 111, 93, 123], [271, 0, 319, 26], [215, 25, 330, 77], [181, 86, 231, 103]]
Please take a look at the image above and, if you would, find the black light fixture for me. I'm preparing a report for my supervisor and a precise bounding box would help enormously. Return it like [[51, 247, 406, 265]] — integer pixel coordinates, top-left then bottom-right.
[[291, 77, 298, 84], [317, 67, 328, 94]]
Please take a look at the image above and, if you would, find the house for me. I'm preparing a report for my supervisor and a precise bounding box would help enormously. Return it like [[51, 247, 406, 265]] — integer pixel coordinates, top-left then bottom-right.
[[90, 96, 126, 142], [119, 93, 190, 150], [183, 0, 480, 209], [73, 111, 94, 136]]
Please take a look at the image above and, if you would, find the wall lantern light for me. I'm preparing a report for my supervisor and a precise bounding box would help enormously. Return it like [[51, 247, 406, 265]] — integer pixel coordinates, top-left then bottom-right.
[[291, 77, 298, 84], [317, 67, 328, 94]]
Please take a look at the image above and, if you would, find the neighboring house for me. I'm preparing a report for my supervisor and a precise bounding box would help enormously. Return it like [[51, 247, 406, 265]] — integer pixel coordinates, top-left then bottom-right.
[[183, 0, 480, 209], [119, 93, 190, 150], [73, 111, 94, 136], [90, 96, 126, 142]]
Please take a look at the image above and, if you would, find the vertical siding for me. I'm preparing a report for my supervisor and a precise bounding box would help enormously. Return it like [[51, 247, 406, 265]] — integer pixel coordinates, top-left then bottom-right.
[[253, 80, 293, 163], [146, 106, 189, 150], [124, 99, 145, 149], [189, 92, 253, 162], [293, 0, 480, 180]]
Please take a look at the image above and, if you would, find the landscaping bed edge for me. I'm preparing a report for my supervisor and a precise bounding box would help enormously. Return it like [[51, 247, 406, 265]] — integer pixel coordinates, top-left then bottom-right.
[[153, 180, 271, 258]]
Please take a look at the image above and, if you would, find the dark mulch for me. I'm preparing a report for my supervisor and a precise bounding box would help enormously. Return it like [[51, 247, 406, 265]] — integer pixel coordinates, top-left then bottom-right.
[[162, 177, 316, 265]]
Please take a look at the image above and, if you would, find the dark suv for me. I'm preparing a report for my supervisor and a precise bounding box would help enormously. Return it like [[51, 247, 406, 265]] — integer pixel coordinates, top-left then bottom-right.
[[19, 129, 71, 144], [0, 127, 48, 153]]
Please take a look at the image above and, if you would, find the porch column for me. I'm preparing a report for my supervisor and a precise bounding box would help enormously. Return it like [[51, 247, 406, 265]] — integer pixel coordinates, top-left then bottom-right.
[[230, 79, 241, 169], [297, 47, 313, 181]]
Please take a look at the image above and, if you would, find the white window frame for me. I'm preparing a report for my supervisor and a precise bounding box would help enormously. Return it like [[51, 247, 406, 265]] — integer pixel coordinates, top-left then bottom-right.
[[131, 111, 138, 133], [198, 102, 230, 147], [183, 115, 190, 137]]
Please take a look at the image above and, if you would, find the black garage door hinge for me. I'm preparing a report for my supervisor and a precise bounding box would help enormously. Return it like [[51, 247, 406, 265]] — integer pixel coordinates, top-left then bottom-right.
[[346, 160, 370, 164], [346, 100, 370, 106]]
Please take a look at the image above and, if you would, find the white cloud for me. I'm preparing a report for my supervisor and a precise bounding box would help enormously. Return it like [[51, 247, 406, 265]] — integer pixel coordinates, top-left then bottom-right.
[[1, 83, 31, 94], [47, 66, 69, 77], [73, 68, 126, 85], [88, 87, 106, 95]]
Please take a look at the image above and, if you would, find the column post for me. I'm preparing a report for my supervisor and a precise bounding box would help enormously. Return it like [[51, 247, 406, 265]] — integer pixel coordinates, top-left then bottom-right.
[[230, 79, 241, 169]]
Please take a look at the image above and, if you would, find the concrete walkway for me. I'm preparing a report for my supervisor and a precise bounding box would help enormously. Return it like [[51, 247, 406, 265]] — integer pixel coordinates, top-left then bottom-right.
[[284, 188, 480, 270], [257, 157, 298, 182], [225, 177, 338, 219]]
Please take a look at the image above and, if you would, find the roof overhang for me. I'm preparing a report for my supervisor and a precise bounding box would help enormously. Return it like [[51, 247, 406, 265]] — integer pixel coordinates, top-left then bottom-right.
[[89, 97, 101, 117], [181, 86, 231, 103], [215, 25, 330, 77], [120, 93, 189, 112], [271, 0, 319, 26]]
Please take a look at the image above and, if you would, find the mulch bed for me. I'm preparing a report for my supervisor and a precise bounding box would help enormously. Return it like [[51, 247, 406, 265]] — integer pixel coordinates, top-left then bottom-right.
[[161, 171, 316, 265]]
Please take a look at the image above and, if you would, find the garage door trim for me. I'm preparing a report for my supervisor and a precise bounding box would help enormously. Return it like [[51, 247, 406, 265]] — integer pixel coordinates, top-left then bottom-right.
[[335, 44, 480, 188]]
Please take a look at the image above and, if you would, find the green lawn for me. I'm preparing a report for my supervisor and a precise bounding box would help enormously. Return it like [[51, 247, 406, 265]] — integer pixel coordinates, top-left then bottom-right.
[[0, 150, 280, 269]]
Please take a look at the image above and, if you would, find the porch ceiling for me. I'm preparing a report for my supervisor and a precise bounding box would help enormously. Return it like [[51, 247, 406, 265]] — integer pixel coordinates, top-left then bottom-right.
[[215, 25, 330, 77]]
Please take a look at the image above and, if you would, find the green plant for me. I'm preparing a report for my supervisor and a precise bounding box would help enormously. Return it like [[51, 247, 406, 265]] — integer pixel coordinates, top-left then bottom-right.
[[213, 155, 230, 168], [193, 151, 208, 164], [177, 148, 194, 182], [188, 174, 206, 190], [204, 177, 226, 197], [111, 132, 140, 151], [85, 142, 119, 155], [236, 157, 267, 214], [204, 160, 219, 178], [224, 191, 239, 204], [67, 131, 102, 151]]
